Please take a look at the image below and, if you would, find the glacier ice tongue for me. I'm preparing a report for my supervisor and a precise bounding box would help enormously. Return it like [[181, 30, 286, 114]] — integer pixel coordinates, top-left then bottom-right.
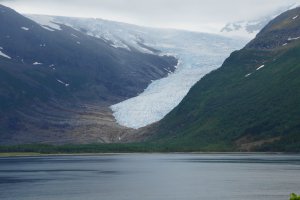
[[26, 15, 247, 129], [109, 30, 247, 129], [111, 62, 219, 129]]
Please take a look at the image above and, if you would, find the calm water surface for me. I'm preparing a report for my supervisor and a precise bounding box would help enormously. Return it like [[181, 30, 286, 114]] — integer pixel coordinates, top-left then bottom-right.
[[0, 153, 300, 200]]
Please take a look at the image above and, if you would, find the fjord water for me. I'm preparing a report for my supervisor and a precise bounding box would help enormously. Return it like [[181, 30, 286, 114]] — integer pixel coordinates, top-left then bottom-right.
[[1, 154, 300, 200]]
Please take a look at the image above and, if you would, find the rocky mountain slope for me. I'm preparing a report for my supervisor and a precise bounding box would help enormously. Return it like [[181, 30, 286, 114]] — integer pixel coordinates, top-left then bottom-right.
[[149, 7, 300, 152], [0, 4, 177, 144]]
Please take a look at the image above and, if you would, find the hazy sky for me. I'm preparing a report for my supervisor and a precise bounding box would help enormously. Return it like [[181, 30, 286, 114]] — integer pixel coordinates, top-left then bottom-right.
[[1, 0, 300, 32]]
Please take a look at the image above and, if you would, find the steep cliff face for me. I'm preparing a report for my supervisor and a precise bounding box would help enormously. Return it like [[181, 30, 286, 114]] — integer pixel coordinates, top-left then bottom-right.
[[150, 7, 300, 152]]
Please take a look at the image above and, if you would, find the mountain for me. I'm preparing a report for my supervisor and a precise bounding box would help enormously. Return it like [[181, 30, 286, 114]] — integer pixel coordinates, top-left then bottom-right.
[[148, 7, 300, 152], [221, 17, 273, 39], [26, 15, 246, 129], [0, 4, 177, 144], [220, 4, 299, 39]]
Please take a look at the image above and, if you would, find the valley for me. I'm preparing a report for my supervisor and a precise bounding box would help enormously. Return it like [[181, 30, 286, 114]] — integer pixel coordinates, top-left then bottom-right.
[[26, 15, 246, 129], [1, 1, 300, 200], [0, 3, 299, 152]]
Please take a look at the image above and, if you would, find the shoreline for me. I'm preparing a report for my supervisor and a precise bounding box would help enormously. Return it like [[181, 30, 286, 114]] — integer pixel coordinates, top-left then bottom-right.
[[0, 151, 298, 158]]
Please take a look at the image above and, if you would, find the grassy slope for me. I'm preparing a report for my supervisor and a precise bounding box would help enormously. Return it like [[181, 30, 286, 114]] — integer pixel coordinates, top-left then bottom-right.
[[148, 8, 300, 152]]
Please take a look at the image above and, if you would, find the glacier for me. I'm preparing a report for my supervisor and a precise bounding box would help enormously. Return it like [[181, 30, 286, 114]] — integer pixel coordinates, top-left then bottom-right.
[[27, 15, 248, 129], [110, 32, 247, 128]]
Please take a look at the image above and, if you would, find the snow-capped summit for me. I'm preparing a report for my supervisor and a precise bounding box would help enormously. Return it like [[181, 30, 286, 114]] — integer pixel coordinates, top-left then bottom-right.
[[221, 19, 269, 39], [220, 4, 299, 39], [26, 15, 157, 54]]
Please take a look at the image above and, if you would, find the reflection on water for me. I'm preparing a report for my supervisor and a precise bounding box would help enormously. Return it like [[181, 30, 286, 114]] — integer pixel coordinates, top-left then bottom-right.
[[0, 154, 300, 200]]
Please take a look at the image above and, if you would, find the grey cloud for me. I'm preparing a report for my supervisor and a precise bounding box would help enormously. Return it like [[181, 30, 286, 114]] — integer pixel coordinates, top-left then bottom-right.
[[2, 0, 300, 32]]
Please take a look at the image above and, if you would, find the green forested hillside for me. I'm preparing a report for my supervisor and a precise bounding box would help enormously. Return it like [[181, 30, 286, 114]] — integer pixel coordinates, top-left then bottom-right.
[[150, 7, 300, 152]]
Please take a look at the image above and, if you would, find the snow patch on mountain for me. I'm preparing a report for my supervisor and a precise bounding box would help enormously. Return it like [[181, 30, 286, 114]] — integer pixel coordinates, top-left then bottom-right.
[[57, 79, 70, 87], [32, 16, 155, 53], [21, 27, 29, 31], [245, 73, 252, 78], [26, 15, 62, 31], [256, 65, 265, 71], [71, 34, 79, 38], [0, 49, 11, 59], [288, 36, 300, 41]]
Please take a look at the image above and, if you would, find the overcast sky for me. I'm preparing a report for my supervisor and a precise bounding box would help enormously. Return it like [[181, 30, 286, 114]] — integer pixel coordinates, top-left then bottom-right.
[[1, 0, 300, 32]]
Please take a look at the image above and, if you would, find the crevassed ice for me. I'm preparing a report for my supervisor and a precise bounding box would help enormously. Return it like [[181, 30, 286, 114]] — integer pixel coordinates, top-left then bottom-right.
[[25, 15, 248, 129], [111, 63, 218, 129], [109, 30, 247, 129]]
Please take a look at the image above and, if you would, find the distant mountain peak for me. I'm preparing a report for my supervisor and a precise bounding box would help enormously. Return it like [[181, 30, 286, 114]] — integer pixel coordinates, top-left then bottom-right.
[[220, 4, 299, 39]]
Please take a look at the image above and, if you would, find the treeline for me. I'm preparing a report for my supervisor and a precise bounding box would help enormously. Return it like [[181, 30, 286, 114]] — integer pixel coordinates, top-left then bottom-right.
[[0, 143, 203, 154], [0, 140, 299, 154]]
